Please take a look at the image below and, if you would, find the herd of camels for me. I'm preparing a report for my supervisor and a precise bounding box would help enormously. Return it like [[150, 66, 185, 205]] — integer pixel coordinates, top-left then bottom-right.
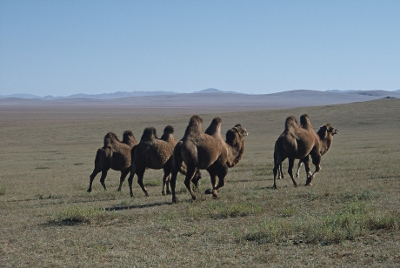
[[87, 114, 337, 203]]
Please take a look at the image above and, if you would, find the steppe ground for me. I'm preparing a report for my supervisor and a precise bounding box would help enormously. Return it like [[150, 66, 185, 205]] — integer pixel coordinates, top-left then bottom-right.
[[1, 99, 399, 267]]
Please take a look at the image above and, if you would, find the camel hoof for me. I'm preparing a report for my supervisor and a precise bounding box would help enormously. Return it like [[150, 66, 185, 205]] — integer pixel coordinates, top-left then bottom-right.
[[162, 191, 166, 196], [87, 189, 92, 193], [204, 189, 213, 195], [305, 183, 312, 186], [172, 197, 178, 203], [145, 192, 149, 197]]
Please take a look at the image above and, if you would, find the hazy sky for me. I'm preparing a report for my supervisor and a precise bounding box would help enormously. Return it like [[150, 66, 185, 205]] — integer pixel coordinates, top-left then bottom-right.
[[1, 1, 399, 96]]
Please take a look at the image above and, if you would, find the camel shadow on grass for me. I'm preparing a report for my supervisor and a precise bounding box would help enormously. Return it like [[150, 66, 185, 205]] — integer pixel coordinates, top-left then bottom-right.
[[104, 201, 171, 212]]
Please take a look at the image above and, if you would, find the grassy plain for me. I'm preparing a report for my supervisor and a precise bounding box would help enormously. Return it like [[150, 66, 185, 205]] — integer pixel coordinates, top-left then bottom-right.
[[1, 99, 399, 267]]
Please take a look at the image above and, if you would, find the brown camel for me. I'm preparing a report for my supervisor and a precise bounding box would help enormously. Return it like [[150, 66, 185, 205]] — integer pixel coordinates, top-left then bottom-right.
[[169, 115, 248, 203], [272, 114, 320, 189], [127, 125, 200, 197], [295, 123, 338, 180], [87, 130, 137, 192], [272, 114, 337, 188], [277, 114, 317, 179]]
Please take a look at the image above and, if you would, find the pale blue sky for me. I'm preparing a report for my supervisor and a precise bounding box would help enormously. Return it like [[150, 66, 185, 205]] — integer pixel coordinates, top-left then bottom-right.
[[1, 0, 399, 96]]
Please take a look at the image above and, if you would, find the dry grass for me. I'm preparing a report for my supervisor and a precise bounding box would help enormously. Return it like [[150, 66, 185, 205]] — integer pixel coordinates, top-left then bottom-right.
[[1, 99, 400, 267]]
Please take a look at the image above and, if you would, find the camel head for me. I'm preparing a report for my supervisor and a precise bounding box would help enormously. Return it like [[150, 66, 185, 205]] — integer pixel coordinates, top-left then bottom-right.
[[317, 123, 338, 155], [226, 124, 248, 167], [140, 127, 158, 142], [317, 124, 338, 139]]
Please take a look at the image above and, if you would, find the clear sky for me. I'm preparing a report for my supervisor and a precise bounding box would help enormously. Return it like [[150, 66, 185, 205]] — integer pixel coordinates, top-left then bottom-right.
[[1, 0, 399, 96]]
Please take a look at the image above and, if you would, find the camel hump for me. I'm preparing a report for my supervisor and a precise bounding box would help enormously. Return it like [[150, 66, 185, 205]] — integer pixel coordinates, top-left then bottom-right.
[[103, 131, 120, 147], [205, 117, 222, 136], [189, 115, 203, 127], [123, 130, 137, 147], [284, 116, 298, 132], [163, 125, 174, 135], [140, 127, 157, 142], [184, 115, 203, 136], [160, 125, 175, 141], [300, 114, 313, 130]]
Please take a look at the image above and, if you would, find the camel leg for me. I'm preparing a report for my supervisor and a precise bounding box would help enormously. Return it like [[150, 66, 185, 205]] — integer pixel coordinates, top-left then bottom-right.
[[170, 152, 182, 203], [136, 169, 149, 197], [306, 154, 321, 186], [204, 169, 217, 196], [295, 160, 303, 178], [213, 166, 228, 199], [170, 170, 178, 203], [87, 168, 100, 192], [278, 163, 284, 179], [162, 164, 172, 195], [99, 170, 108, 190], [287, 158, 297, 187], [273, 162, 280, 189], [192, 170, 202, 188], [273, 155, 286, 189], [297, 156, 309, 178], [127, 171, 135, 197], [117, 169, 130, 192], [184, 167, 198, 201], [162, 172, 171, 196]]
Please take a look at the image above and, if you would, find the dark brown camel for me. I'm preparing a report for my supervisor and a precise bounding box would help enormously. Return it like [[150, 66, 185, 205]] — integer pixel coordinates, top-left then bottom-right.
[[87, 130, 137, 192], [127, 125, 201, 197], [169, 115, 248, 203]]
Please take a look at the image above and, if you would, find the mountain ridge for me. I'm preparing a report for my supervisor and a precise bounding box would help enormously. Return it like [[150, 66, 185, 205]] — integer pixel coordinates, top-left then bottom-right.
[[1, 88, 399, 100], [1, 89, 399, 110]]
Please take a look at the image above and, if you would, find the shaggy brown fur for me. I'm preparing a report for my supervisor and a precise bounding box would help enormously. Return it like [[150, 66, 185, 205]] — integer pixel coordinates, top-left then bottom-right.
[[126, 125, 200, 197], [169, 115, 248, 203], [87, 131, 137, 192], [272, 115, 321, 189]]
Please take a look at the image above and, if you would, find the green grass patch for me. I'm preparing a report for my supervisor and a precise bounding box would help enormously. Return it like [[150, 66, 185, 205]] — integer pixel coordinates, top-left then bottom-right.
[[48, 206, 115, 225], [35, 165, 51, 170], [244, 199, 400, 245], [144, 179, 161, 187], [186, 201, 263, 220], [0, 187, 5, 195]]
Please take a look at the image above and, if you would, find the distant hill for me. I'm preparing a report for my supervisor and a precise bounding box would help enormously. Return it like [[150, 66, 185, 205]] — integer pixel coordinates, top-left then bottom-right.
[[1, 89, 399, 110]]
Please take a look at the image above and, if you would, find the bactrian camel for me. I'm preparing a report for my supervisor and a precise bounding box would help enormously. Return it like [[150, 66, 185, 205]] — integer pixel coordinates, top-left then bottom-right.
[[127, 125, 201, 197], [169, 115, 248, 203], [272, 114, 337, 189], [87, 130, 137, 192]]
